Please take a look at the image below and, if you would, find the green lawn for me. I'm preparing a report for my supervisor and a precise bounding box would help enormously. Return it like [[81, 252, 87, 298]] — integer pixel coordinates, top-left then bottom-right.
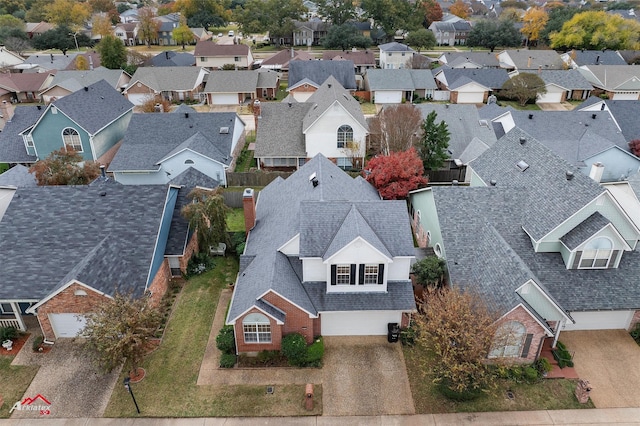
[[0, 357, 39, 418], [104, 258, 320, 417], [498, 100, 541, 111], [403, 343, 593, 413], [0, 163, 8, 174], [227, 208, 245, 232], [360, 102, 378, 115], [234, 133, 256, 172]]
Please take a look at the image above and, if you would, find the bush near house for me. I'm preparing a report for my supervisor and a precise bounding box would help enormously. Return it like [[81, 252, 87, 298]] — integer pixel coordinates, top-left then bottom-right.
[[216, 325, 236, 368], [280, 333, 325, 367]]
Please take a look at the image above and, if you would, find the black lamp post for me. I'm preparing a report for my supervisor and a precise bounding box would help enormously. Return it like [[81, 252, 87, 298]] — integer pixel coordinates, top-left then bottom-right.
[[123, 376, 141, 414]]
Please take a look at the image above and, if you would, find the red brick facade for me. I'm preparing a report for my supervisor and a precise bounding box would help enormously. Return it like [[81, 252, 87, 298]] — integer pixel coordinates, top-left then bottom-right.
[[179, 232, 199, 273], [289, 84, 318, 95], [37, 282, 110, 342], [492, 305, 548, 364], [147, 259, 171, 308], [629, 310, 640, 331]]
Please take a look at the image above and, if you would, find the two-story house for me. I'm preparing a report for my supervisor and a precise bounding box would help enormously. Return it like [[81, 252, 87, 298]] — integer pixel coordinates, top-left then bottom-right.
[[227, 155, 416, 353], [409, 128, 640, 362], [429, 20, 472, 46], [254, 76, 367, 171], [194, 41, 254, 70], [378, 42, 415, 70]]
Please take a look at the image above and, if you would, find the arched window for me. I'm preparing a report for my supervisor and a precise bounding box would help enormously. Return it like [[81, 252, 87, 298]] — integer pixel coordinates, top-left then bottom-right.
[[489, 321, 526, 358], [337, 125, 353, 148], [578, 236, 615, 269], [184, 159, 194, 164], [242, 313, 271, 343], [62, 128, 82, 152]]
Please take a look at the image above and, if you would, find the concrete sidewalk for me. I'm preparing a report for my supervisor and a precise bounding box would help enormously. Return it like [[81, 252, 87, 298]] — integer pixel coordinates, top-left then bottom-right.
[[2, 409, 640, 425]]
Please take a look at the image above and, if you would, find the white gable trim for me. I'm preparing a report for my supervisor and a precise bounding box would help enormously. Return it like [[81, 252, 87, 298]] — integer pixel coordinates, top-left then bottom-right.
[[26, 280, 111, 314], [277, 233, 300, 255], [155, 147, 227, 168], [255, 288, 318, 318], [302, 100, 368, 135], [573, 223, 632, 252], [516, 279, 572, 323], [31, 104, 91, 138], [323, 236, 392, 264], [498, 303, 554, 336], [230, 304, 285, 325]]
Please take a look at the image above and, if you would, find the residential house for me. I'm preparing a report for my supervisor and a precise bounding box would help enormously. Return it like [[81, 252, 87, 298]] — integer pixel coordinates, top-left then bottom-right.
[[25, 22, 55, 39], [618, 50, 640, 65], [437, 51, 501, 68], [14, 52, 101, 73], [534, 70, 593, 103], [0, 72, 54, 103], [144, 51, 196, 67], [291, 18, 329, 46], [119, 7, 139, 23], [154, 13, 183, 46], [288, 60, 357, 101], [560, 50, 627, 69], [429, 20, 472, 46], [433, 67, 509, 103], [577, 65, 640, 100], [378, 42, 415, 69], [0, 103, 44, 162], [0, 47, 24, 68], [254, 77, 367, 170], [203, 70, 280, 105], [409, 128, 640, 361], [260, 49, 315, 73], [108, 106, 244, 186], [481, 106, 640, 182], [191, 27, 213, 42], [40, 68, 131, 103], [227, 154, 416, 353], [497, 49, 564, 73], [0, 80, 134, 165], [0, 182, 196, 341], [194, 41, 254, 70], [124, 66, 208, 105], [578, 99, 640, 144], [322, 49, 376, 75], [363, 69, 436, 103], [114, 22, 138, 46]]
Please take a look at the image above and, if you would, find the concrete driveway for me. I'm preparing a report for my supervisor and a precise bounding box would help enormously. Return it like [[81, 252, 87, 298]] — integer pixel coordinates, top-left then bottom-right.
[[10, 337, 121, 418], [560, 330, 640, 408], [321, 336, 415, 416], [537, 102, 570, 111]]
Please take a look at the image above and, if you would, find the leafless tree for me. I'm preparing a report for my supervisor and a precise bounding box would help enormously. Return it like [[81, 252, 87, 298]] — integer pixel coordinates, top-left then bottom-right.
[[368, 104, 423, 156]]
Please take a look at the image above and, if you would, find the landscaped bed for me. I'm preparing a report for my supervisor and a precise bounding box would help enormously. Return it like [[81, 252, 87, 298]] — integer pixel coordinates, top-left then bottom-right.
[[104, 257, 321, 417], [403, 342, 594, 413]]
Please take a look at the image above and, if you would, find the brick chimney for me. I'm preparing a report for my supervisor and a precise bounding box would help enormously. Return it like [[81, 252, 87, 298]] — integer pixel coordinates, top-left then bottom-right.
[[243, 188, 256, 235]]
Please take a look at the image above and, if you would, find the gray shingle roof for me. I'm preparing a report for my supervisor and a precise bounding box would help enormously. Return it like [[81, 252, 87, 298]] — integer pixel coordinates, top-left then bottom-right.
[[165, 185, 195, 256], [605, 100, 640, 143], [365, 69, 437, 91], [304, 76, 367, 131], [0, 184, 173, 300], [440, 51, 500, 68], [146, 51, 196, 67], [253, 102, 312, 158], [0, 106, 43, 163], [537, 70, 593, 90], [109, 111, 239, 171], [169, 167, 220, 189], [469, 128, 605, 241], [127, 66, 205, 92], [51, 79, 133, 134], [303, 281, 415, 311], [322, 49, 376, 65], [568, 50, 627, 66], [436, 67, 510, 90], [227, 155, 409, 323], [500, 50, 564, 70], [45, 68, 127, 93], [257, 69, 279, 88], [204, 70, 258, 93], [378, 42, 414, 52], [0, 165, 37, 187], [288, 60, 357, 90], [578, 65, 640, 90], [560, 212, 611, 250]]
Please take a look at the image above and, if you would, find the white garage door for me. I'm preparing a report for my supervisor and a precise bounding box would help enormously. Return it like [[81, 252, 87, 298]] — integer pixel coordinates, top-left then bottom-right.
[[321, 311, 402, 336], [563, 310, 634, 331], [374, 91, 402, 104], [49, 313, 87, 338], [612, 92, 639, 100], [537, 91, 563, 103], [456, 91, 484, 104], [127, 93, 152, 106], [210, 93, 239, 105]]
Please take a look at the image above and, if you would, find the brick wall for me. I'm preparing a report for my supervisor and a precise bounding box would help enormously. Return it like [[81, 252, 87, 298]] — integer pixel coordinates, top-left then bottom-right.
[[126, 83, 155, 95], [290, 85, 317, 94], [37, 282, 110, 341], [147, 259, 171, 308], [179, 232, 199, 273], [234, 308, 283, 353], [450, 91, 458, 103], [493, 305, 548, 364], [629, 310, 640, 331], [97, 140, 123, 168]]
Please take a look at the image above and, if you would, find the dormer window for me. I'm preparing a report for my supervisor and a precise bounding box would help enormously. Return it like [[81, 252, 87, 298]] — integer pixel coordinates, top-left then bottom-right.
[[363, 264, 379, 284], [334, 264, 353, 285], [577, 237, 616, 269]]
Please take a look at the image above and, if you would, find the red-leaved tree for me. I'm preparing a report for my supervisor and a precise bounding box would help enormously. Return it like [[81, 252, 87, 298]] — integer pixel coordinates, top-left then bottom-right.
[[364, 147, 428, 200], [630, 139, 640, 157]]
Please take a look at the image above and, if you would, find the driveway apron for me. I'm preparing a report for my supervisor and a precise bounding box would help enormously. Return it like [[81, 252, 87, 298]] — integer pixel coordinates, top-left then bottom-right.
[[321, 336, 415, 416], [560, 330, 640, 408]]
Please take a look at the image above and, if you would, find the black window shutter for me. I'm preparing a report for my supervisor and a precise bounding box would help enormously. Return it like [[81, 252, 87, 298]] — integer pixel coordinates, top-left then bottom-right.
[[378, 264, 385, 284], [572, 251, 581, 269], [359, 264, 365, 285], [350, 264, 356, 285], [610, 250, 620, 268], [331, 265, 337, 285], [521, 333, 533, 358]]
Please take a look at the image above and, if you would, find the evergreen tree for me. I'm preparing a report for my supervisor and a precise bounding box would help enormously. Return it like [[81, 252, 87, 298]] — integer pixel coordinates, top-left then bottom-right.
[[418, 111, 450, 172]]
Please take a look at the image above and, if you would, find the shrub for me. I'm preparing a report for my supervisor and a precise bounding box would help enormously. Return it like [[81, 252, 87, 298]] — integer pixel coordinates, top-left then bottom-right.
[[219, 353, 236, 368], [216, 325, 236, 354], [230, 232, 247, 255], [32, 335, 44, 352], [535, 357, 553, 375], [437, 381, 484, 401], [257, 350, 281, 364], [281, 333, 308, 367], [306, 337, 324, 367], [0, 326, 18, 341], [509, 366, 523, 381], [186, 252, 216, 278], [553, 341, 574, 368], [523, 366, 539, 382], [400, 321, 417, 346]]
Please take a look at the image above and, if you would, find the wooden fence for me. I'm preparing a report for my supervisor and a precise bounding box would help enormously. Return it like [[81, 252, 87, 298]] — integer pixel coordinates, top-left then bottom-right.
[[226, 171, 293, 187], [427, 167, 466, 183]]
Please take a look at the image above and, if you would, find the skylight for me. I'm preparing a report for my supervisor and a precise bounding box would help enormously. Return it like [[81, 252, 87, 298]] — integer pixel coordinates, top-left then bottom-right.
[[219, 127, 229, 134]]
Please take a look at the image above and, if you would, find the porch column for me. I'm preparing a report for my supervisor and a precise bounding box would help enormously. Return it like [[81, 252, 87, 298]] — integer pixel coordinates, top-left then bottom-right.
[[10, 302, 26, 331], [551, 318, 565, 349]]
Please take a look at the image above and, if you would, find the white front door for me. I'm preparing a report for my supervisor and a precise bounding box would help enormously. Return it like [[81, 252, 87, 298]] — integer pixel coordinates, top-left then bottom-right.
[[49, 313, 87, 338], [321, 311, 402, 336]]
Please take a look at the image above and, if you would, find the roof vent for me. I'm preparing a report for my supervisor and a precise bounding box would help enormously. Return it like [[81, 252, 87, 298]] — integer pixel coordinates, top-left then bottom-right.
[[288, 102, 292, 107], [185, 112, 189, 118], [591, 113, 596, 119], [99, 191, 107, 196], [84, 86, 88, 92], [528, 114, 533, 119], [37, 105, 42, 110], [219, 127, 229, 134], [490, 179, 497, 186], [327, 83, 332, 88], [312, 177, 319, 187], [566, 171, 574, 180], [452, 180, 459, 186], [519, 137, 526, 145], [516, 160, 529, 172]]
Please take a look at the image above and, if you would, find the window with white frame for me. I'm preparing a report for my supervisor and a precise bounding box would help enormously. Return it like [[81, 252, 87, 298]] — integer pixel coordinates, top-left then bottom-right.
[[337, 125, 353, 148], [488, 321, 526, 358], [336, 264, 351, 284], [242, 313, 271, 343], [24, 135, 34, 148], [0, 303, 14, 314], [336, 157, 352, 170], [62, 128, 82, 152], [578, 236, 616, 269], [363, 264, 379, 284]]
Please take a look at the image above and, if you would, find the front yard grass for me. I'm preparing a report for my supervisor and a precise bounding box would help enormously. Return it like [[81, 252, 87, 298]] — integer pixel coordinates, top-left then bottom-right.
[[104, 257, 319, 417], [0, 357, 39, 418], [497, 100, 541, 111], [404, 342, 594, 413], [226, 208, 245, 232]]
